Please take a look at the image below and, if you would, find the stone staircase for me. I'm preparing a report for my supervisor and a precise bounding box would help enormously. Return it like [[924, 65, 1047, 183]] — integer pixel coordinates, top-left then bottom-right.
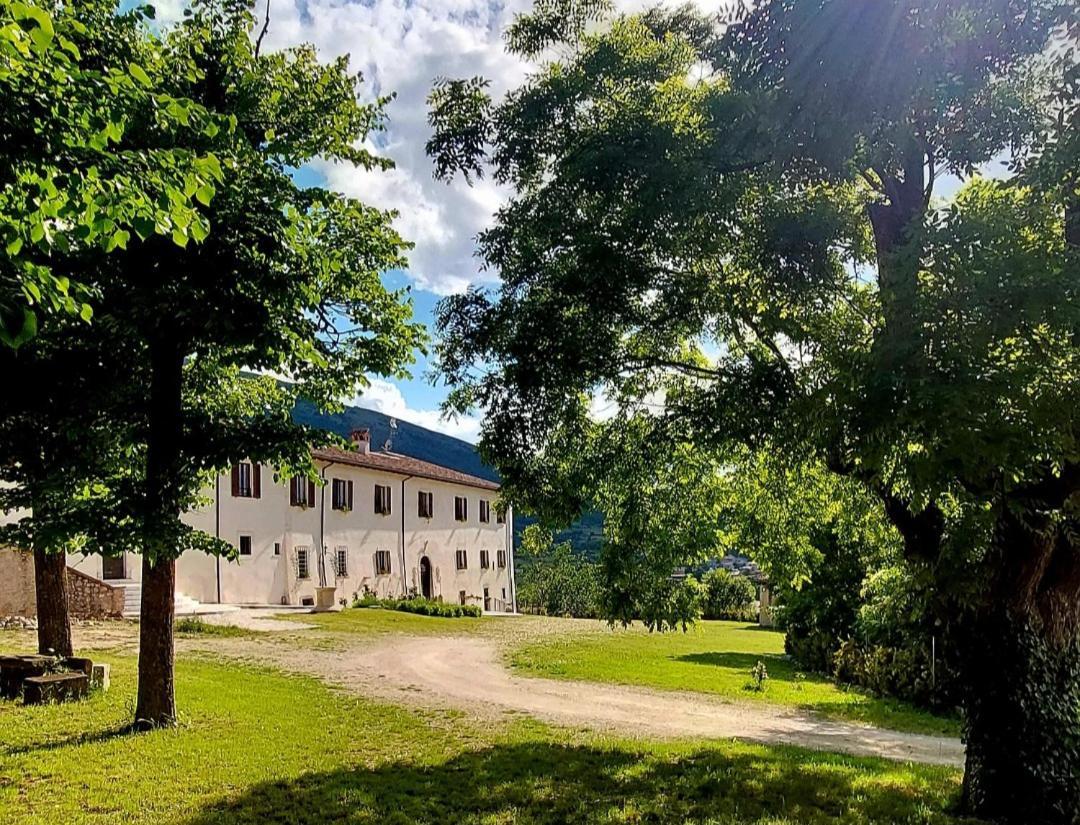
[[115, 582, 201, 618]]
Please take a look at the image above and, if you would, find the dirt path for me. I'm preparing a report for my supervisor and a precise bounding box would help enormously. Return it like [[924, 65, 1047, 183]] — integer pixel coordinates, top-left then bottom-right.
[[214, 633, 963, 767]]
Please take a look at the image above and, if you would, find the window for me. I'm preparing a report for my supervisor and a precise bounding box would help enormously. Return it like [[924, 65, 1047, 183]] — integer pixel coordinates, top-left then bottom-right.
[[502, 587, 507, 600], [332, 546, 348, 577], [374, 484, 392, 515], [454, 496, 468, 522], [290, 476, 314, 508], [496, 506, 506, 525], [296, 546, 310, 580], [374, 549, 392, 576], [231, 462, 260, 498], [497, 550, 507, 569], [274, 542, 281, 557], [480, 550, 491, 569], [418, 490, 434, 519], [238, 535, 252, 557], [483, 587, 490, 611], [479, 499, 491, 523], [332, 478, 353, 511], [459, 590, 466, 606], [455, 549, 468, 570]]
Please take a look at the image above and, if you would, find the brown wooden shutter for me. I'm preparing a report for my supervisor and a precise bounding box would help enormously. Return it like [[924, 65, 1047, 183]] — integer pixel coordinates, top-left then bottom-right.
[[231, 465, 240, 497], [252, 464, 261, 498], [347, 480, 353, 511], [308, 479, 316, 506], [289, 477, 298, 506]]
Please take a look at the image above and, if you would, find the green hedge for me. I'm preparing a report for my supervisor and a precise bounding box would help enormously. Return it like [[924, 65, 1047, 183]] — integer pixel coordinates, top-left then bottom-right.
[[351, 595, 482, 618]]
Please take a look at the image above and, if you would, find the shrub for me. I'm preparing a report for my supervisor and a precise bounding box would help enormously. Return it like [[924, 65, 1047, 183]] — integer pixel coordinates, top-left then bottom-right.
[[699, 568, 758, 621], [350, 595, 482, 618]]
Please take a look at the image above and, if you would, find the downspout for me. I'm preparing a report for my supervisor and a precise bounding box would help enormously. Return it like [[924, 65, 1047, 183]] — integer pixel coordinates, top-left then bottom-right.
[[317, 459, 339, 588], [506, 503, 517, 613], [399, 475, 414, 597], [215, 473, 222, 604]]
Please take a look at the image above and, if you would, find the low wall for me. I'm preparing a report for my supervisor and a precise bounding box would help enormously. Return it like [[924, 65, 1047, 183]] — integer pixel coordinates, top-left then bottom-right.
[[0, 548, 124, 619]]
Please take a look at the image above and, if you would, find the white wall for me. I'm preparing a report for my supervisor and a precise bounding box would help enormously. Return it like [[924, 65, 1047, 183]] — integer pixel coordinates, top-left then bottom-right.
[[53, 459, 516, 612]]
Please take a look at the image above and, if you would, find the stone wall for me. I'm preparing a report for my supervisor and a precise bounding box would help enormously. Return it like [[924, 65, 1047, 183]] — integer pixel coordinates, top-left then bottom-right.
[[0, 548, 124, 619], [0, 548, 36, 617]]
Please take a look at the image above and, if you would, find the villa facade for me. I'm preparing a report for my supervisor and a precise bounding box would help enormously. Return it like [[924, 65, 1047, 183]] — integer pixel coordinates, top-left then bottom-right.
[[60, 430, 516, 614]]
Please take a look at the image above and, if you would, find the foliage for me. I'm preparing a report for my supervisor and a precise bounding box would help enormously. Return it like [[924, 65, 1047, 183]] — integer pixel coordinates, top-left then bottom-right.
[[0, 655, 969, 825], [427, 2, 1077, 816], [515, 525, 602, 618], [351, 595, 483, 619], [746, 660, 769, 692], [698, 568, 757, 622], [0, 0, 223, 347], [174, 617, 254, 637]]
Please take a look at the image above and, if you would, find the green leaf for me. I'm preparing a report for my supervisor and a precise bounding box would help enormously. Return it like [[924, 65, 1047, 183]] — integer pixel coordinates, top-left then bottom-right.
[[195, 184, 215, 206], [129, 62, 152, 88], [5, 237, 23, 256], [133, 216, 157, 241], [171, 228, 189, 248]]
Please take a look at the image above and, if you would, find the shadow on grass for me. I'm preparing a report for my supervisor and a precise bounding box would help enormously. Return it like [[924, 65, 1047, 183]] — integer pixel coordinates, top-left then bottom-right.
[[2, 722, 137, 756], [184, 742, 969, 825], [675, 651, 795, 672]]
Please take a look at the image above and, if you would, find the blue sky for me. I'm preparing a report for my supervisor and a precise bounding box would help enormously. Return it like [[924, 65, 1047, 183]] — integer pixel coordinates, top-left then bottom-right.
[[131, 1, 1004, 442]]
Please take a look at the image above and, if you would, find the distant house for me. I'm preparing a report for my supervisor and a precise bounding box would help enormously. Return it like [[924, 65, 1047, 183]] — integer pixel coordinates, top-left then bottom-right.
[[2, 429, 516, 617]]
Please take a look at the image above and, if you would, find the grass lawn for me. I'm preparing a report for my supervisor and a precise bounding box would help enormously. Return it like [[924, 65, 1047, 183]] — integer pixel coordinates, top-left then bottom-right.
[[510, 620, 961, 737], [290, 604, 497, 636], [0, 654, 974, 825]]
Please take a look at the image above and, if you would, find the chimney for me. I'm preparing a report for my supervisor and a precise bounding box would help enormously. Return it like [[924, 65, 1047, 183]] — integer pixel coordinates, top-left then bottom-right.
[[350, 428, 371, 455]]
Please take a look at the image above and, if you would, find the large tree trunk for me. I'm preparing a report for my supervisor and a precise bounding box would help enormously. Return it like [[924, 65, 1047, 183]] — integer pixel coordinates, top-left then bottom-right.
[[33, 545, 72, 657], [960, 506, 1080, 824], [135, 555, 176, 728], [134, 338, 184, 729]]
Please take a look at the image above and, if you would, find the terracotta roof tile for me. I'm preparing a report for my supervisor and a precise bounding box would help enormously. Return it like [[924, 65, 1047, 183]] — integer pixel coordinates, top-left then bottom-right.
[[312, 445, 500, 491]]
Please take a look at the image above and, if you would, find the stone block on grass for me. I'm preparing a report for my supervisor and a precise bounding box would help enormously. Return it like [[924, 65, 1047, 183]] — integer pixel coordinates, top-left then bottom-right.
[[22, 672, 89, 705]]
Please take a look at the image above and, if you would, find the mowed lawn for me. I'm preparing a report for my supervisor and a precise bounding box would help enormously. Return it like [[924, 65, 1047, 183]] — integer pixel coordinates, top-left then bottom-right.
[[0, 653, 975, 825], [510, 620, 961, 737]]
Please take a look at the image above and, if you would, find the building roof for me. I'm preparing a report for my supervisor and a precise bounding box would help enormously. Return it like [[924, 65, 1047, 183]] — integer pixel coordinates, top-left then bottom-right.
[[312, 445, 501, 491]]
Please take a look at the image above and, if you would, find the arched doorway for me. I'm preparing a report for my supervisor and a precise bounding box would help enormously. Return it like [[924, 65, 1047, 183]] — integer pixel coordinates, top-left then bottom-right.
[[419, 556, 432, 600]]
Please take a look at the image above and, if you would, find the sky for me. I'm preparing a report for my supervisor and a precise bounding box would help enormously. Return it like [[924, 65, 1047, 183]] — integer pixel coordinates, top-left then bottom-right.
[[139, 0, 735, 443], [136, 0, 997, 444]]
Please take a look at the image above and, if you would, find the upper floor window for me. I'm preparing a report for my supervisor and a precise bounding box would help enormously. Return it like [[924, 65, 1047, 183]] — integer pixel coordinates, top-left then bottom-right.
[[479, 500, 491, 523], [455, 549, 468, 570], [290, 476, 315, 508], [418, 490, 434, 519], [238, 535, 252, 557], [231, 462, 260, 498], [374, 549, 392, 576], [374, 484, 392, 515], [497, 550, 507, 569], [454, 496, 468, 522], [480, 550, 491, 569], [332, 479, 353, 511]]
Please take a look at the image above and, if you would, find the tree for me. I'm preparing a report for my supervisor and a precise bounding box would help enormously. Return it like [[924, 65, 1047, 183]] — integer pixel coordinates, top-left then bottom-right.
[[0, 0, 221, 657], [515, 525, 601, 618], [15, 0, 423, 727], [428, 1, 1078, 820], [698, 569, 756, 622], [0, 0, 220, 346]]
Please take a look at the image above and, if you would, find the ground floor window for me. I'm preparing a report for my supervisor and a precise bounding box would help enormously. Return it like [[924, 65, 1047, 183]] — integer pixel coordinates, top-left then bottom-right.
[[334, 546, 349, 577], [459, 590, 466, 605], [497, 550, 507, 569], [374, 549, 392, 576], [238, 535, 252, 557], [480, 550, 490, 569], [295, 546, 310, 580]]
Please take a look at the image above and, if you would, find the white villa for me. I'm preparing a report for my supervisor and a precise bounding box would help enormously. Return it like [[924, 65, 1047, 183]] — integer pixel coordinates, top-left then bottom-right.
[[3, 429, 516, 616]]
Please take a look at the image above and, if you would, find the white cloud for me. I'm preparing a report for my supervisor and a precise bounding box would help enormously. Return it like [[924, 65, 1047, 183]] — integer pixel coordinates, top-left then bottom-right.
[[256, 0, 533, 295], [350, 378, 482, 442]]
